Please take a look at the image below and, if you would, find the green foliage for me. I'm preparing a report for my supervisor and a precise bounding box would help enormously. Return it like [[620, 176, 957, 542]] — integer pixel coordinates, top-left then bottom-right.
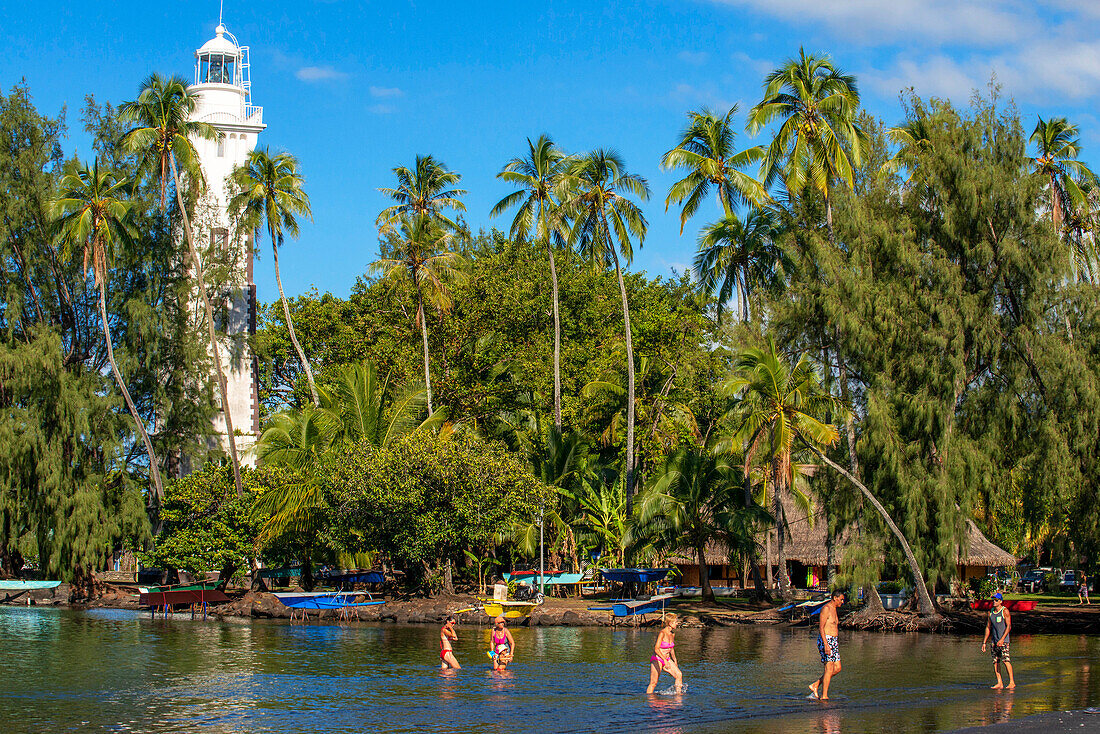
[[145, 464, 264, 577], [327, 433, 547, 573]]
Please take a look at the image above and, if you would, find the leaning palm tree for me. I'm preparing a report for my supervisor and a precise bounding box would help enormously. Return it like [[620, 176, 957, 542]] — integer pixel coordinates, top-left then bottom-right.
[[229, 148, 318, 406], [661, 106, 765, 232], [1030, 117, 1098, 240], [727, 340, 936, 615], [491, 135, 572, 429], [369, 214, 468, 413], [119, 73, 244, 498], [561, 149, 650, 511], [693, 207, 790, 323], [747, 48, 865, 238], [376, 154, 466, 232], [53, 160, 164, 505], [724, 341, 840, 599]]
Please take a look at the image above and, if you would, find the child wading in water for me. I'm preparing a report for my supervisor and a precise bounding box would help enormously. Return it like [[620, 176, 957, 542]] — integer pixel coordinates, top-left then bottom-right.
[[440, 614, 461, 669], [646, 613, 683, 694], [488, 615, 516, 670]]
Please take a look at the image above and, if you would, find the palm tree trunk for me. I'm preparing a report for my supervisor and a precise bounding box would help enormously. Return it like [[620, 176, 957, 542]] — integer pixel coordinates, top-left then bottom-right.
[[765, 531, 773, 589], [417, 292, 434, 414], [272, 234, 319, 406], [169, 154, 244, 498], [825, 192, 835, 243], [609, 248, 636, 515], [98, 277, 164, 506], [548, 243, 562, 431], [808, 445, 937, 617], [773, 461, 790, 598], [697, 542, 714, 602]]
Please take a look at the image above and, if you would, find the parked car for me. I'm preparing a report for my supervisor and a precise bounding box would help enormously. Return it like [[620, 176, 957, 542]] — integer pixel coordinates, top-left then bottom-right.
[[1060, 570, 1081, 591], [1019, 567, 1053, 593]]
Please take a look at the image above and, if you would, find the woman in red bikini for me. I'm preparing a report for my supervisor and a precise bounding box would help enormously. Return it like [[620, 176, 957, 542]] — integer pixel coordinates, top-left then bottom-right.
[[440, 614, 461, 669], [646, 613, 683, 693]]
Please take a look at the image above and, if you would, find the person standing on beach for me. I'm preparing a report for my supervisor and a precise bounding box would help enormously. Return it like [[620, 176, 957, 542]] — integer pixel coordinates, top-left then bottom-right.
[[440, 614, 461, 670], [1079, 573, 1090, 605], [981, 592, 1015, 689], [809, 590, 845, 701]]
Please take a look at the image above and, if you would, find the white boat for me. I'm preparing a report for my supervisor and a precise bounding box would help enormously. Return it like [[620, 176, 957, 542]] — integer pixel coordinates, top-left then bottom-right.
[[0, 580, 62, 591]]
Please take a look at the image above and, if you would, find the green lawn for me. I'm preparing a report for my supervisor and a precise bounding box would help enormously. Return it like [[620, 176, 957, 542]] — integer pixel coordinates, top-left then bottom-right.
[[1000, 592, 1089, 605]]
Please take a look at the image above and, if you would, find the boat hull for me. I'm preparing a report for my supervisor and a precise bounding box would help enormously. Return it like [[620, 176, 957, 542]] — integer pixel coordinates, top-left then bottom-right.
[[0, 580, 62, 591]]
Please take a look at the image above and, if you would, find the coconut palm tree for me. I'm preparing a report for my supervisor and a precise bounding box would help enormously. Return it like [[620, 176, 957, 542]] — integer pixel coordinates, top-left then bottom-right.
[[693, 207, 790, 323], [635, 445, 769, 602], [1030, 118, 1099, 273], [881, 116, 934, 179], [119, 73, 244, 497], [377, 154, 466, 232], [491, 135, 572, 429], [52, 159, 164, 505], [561, 150, 650, 511], [229, 148, 318, 406], [727, 341, 936, 614], [661, 106, 765, 232], [723, 340, 840, 598], [369, 214, 468, 413], [747, 49, 865, 238]]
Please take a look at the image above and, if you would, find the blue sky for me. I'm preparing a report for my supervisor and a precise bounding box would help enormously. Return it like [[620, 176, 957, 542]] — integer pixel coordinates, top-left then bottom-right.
[[3, 1, 1099, 303]]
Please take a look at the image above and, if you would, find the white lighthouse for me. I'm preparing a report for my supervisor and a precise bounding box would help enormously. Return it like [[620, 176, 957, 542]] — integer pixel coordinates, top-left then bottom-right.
[[188, 23, 264, 465]]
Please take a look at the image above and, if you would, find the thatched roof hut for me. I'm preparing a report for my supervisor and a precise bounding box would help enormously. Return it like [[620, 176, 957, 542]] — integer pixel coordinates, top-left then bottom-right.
[[667, 494, 1016, 582]]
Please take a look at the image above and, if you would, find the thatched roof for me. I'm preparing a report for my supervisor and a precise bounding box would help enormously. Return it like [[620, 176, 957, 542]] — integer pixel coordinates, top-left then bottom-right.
[[960, 519, 1017, 566], [667, 496, 1016, 569]]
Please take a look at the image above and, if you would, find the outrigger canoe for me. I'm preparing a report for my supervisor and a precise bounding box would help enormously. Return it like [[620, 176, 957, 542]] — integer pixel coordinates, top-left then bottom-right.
[[0, 580, 62, 591], [589, 593, 673, 617], [139, 583, 229, 607]]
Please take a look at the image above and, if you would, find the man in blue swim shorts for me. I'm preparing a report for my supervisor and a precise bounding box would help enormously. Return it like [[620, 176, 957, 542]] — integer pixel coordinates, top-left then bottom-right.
[[809, 589, 845, 701]]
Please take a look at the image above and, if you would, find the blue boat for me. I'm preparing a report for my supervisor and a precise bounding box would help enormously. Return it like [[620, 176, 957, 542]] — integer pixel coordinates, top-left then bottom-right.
[[599, 568, 672, 584], [589, 593, 673, 617]]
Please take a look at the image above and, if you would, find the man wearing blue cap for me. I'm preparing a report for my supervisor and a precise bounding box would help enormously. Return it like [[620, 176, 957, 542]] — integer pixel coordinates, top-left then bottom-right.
[[981, 592, 1015, 689]]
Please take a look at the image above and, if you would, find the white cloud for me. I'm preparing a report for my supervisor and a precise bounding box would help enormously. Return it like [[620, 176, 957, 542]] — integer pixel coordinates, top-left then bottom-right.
[[369, 85, 404, 98], [705, 0, 1032, 47], [296, 65, 348, 82], [863, 55, 986, 101], [731, 51, 774, 77], [670, 82, 736, 111], [678, 50, 709, 65]]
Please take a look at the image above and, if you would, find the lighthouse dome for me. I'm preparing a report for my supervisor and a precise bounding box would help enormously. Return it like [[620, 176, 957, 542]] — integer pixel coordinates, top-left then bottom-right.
[[198, 25, 240, 57]]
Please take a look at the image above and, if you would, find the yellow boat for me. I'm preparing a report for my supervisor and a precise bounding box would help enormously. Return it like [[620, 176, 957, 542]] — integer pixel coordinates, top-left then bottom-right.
[[479, 600, 540, 619]]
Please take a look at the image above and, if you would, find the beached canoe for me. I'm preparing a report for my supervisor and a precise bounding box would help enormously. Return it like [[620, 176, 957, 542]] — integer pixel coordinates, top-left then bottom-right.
[[970, 600, 1037, 611], [479, 600, 540, 619], [0, 580, 62, 591], [139, 584, 229, 607]]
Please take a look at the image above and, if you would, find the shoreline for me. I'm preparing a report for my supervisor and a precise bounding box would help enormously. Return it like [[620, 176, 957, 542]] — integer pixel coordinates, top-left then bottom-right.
[[950, 709, 1100, 733], [9, 585, 1100, 635]]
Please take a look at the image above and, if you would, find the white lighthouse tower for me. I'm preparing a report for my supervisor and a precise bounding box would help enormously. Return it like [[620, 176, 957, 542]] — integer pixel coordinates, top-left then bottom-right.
[[188, 23, 264, 464]]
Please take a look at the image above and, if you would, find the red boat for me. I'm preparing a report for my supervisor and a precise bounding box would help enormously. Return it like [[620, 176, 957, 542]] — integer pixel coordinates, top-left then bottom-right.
[[139, 583, 229, 607], [970, 600, 1037, 611]]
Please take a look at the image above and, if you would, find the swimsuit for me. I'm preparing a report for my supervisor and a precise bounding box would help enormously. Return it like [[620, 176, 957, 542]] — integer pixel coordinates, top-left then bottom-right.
[[989, 609, 1010, 662], [818, 635, 840, 664], [651, 638, 674, 667]]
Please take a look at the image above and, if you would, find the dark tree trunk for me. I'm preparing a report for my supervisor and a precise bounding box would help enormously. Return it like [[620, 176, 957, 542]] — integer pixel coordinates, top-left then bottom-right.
[[697, 543, 714, 602]]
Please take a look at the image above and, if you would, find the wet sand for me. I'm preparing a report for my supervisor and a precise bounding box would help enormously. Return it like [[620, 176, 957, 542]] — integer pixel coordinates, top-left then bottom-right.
[[952, 709, 1100, 732]]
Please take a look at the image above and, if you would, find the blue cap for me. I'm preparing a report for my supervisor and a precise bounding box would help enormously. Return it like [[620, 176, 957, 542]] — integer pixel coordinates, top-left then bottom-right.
[[992, 592, 1003, 600]]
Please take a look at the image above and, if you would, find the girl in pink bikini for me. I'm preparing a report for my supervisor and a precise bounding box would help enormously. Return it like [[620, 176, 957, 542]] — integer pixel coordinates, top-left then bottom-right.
[[646, 613, 683, 694], [488, 615, 516, 671]]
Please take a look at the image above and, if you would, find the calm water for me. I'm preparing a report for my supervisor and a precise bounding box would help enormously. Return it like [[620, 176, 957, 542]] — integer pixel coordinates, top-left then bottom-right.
[[2, 606, 1099, 733]]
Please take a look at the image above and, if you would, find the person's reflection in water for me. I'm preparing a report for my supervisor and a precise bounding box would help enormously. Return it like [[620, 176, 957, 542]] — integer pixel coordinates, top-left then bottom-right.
[[991, 690, 1015, 723], [438, 667, 460, 701], [814, 708, 842, 734], [647, 689, 685, 727]]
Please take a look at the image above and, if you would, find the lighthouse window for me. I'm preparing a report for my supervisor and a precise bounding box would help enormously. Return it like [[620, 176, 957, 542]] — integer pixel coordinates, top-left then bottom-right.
[[201, 53, 236, 84]]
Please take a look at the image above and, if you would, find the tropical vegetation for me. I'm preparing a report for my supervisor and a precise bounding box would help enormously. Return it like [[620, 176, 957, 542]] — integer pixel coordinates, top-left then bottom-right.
[[2, 44, 1100, 620]]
